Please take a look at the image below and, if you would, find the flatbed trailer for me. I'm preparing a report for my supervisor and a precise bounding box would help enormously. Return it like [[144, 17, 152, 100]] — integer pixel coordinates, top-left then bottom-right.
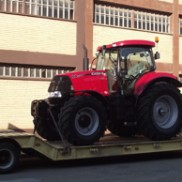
[[1, 129, 182, 173]]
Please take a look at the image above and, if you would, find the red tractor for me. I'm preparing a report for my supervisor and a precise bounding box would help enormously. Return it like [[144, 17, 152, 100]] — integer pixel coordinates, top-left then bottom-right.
[[31, 39, 182, 145]]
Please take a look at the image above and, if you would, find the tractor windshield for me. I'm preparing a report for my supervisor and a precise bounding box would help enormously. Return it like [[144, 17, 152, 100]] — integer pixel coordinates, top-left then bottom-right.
[[96, 49, 118, 71], [96, 46, 155, 78], [120, 46, 154, 78]]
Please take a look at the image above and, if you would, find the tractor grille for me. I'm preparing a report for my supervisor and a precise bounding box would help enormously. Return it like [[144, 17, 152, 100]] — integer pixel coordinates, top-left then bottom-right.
[[48, 75, 72, 94]]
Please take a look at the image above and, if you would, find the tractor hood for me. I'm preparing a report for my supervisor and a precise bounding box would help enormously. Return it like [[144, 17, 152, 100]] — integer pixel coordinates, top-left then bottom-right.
[[49, 70, 110, 97]]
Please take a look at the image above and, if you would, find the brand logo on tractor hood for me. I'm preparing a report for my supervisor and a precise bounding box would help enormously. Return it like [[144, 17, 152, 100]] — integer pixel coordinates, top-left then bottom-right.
[[71, 71, 106, 78], [90, 72, 105, 76]]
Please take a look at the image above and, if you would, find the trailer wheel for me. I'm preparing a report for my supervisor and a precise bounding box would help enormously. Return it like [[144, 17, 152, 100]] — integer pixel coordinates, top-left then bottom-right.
[[59, 96, 106, 145], [137, 83, 182, 140], [0, 142, 20, 173]]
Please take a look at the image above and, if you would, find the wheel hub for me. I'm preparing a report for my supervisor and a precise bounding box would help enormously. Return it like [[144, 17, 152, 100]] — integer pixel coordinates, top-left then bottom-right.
[[153, 95, 178, 129], [75, 107, 99, 136], [0, 150, 14, 169], [78, 115, 91, 128], [159, 108, 167, 116]]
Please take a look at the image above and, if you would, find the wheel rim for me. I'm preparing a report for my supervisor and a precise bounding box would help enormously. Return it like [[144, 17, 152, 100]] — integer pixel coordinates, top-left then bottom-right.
[[153, 95, 178, 129], [75, 107, 99, 136], [0, 149, 14, 170]]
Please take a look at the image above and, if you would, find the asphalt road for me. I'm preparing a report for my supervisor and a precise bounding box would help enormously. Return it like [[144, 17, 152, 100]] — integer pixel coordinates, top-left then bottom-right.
[[1, 152, 182, 182]]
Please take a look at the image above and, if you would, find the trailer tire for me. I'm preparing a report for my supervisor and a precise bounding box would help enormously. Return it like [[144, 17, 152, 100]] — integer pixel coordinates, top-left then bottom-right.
[[137, 83, 182, 140], [59, 96, 106, 145], [0, 142, 20, 173]]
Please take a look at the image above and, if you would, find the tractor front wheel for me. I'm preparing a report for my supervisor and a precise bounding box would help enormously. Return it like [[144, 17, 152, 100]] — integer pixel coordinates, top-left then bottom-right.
[[137, 83, 182, 140], [58, 96, 106, 145]]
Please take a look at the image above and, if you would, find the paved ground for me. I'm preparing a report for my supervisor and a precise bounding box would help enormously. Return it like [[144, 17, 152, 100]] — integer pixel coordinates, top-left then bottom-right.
[[1, 152, 182, 182]]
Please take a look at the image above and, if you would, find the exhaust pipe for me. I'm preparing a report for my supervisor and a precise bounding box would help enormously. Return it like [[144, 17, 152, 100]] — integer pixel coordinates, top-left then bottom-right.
[[83, 45, 89, 70]]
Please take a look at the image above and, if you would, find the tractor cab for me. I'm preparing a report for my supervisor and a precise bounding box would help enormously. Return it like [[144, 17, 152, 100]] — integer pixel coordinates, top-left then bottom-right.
[[94, 40, 157, 94], [31, 39, 182, 146]]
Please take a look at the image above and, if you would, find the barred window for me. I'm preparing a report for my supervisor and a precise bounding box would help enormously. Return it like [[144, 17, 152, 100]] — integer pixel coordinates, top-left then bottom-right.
[[0, 0, 75, 20], [94, 4, 132, 28], [180, 18, 182, 35], [134, 11, 169, 33], [0, 0, 23, 13], [94, 4, 170, 33], [0, 63, 75, 79]]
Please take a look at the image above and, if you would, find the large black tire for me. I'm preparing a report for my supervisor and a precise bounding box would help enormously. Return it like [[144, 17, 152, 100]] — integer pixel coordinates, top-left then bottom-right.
[[32, 100, 60, 141], [137, 83, 182, 140], [0, 142, 20, 173], [108, 122, 137, 137], [58, 96, 106, 146], [34, 117, 60, 141]]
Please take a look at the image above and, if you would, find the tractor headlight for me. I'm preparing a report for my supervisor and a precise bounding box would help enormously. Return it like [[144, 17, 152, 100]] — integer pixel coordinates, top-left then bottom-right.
[[48, 91, 62, 98]]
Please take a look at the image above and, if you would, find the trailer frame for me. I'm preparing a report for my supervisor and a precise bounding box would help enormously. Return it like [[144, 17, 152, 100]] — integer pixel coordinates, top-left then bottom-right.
[[1, 129, 182, 173]]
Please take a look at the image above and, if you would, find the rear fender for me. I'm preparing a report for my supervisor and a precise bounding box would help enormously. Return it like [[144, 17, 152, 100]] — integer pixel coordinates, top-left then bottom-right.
[[134, 72, 182, 96]]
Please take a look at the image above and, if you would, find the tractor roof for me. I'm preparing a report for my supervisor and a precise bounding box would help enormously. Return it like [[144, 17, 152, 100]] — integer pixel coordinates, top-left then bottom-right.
[[97, 40, 155, 51]]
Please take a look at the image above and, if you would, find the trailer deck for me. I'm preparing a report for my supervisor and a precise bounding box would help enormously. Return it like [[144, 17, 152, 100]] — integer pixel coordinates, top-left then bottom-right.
[[1, 129, 182, 173]]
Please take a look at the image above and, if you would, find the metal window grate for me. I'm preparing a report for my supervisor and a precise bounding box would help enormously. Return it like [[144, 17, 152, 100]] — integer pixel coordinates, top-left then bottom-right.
[[94, 3, 170, 33], [180, 18, 182, 35], [0, 0, 23, 13], [0, 63, 75, 79], [0, 0, 75, 20], [134, 11, 169, 33], [94, 4, 132, 28]]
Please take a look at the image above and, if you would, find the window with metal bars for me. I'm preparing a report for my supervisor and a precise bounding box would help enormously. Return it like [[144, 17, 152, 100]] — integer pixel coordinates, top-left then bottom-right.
[[134, 11, 169, 33], [0, 0, 75, 20], [180, 18, 182, 35], [94, 3, 170, 34], [0, 63, 75, 79], [94, 4, 132, 28]]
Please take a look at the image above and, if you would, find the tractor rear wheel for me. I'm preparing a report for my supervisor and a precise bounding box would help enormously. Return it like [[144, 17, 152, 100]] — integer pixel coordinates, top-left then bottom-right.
[[137, 83, 182, 140], [58, 96, 106, 145]]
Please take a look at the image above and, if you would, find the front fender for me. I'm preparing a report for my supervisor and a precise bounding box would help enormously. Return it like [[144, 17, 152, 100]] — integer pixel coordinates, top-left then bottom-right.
[[74, 90, 109, 107], [134, 72, 182, 96]]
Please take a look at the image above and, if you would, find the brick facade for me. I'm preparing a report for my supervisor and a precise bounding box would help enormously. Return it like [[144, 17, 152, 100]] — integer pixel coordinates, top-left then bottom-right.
[[0, 0, 182, 129]]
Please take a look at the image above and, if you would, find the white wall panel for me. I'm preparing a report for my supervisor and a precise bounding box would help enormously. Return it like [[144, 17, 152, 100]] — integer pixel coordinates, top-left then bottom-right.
[[0, 80, 49, 129], [179, 0, 182, 4], [93, 25, 173, 63], [0, 13, 76, 55], [158, 0, 173, 3]]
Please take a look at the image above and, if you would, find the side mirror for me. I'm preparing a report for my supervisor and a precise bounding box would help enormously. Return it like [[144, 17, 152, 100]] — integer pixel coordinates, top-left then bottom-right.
[[154, 51, 160, 60], [179, 74, 182, 83]]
